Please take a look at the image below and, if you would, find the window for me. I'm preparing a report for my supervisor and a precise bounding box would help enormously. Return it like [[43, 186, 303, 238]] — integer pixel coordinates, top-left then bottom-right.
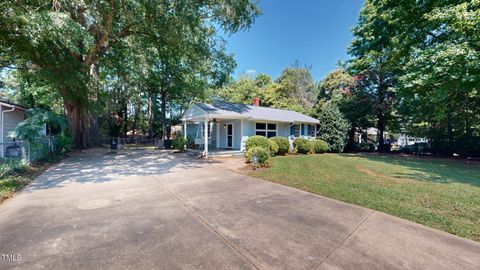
[[309, 124, 316, 137], [294, 124, 300, 137], [255, 122, 277, 138]]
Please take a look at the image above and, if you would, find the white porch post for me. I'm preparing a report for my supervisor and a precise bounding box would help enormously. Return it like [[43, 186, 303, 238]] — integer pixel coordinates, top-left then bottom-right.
[[183, 121, 187, 140], [314, 124, 317, 138], [183, 120, 187, 150], [216, 122, 220, 148], [204, 118, 208, 156]]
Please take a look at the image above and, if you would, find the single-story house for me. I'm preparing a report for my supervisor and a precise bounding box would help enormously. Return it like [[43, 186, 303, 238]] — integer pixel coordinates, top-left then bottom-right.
[[0, 100, 26, 158], [181, 98, 319, 156]]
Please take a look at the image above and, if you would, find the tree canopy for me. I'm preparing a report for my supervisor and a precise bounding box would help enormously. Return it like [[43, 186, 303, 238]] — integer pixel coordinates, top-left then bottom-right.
[[0, 0, 259, 147]]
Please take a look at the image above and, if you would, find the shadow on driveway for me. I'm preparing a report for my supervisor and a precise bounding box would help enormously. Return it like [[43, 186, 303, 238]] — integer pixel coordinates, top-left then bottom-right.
[[26, 148, 220, 190]]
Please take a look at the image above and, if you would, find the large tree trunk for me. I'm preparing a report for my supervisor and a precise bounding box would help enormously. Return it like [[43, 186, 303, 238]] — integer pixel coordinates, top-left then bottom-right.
[[64, 101, 90, 148], [160, 90, 167, 142], [147, 93, 153, 138], [447, 112, 454, 155], [377, 114, 386, 152]]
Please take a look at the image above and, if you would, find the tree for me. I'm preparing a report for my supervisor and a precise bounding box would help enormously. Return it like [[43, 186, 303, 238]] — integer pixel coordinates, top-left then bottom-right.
[[275, 63, 317, 114], [350, 0, 480, 156], [317, 103, 350, 153], [396, 0, 480, 155], [0, 0, 259, 147], [348, 0, 399, 152], [315, 68, 374, 151], [317, 69, 353, 105]]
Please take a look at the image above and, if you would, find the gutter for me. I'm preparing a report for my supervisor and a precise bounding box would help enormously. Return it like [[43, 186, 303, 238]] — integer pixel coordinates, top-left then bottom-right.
[[1, 104, 16, 158]]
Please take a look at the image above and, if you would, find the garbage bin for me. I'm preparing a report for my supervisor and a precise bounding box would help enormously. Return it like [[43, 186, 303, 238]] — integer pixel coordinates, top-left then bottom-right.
[[164, 139, 172, 149], [111, 137, 119, 150]]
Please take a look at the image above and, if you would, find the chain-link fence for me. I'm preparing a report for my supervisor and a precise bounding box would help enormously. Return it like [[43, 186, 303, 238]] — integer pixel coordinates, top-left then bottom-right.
[[0, 136, 64, 165], [90, 136, 160, 150]]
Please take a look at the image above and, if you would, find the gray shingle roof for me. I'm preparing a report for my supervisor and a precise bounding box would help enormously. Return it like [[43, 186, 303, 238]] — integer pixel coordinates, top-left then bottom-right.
[[194, 101, 319, 124]]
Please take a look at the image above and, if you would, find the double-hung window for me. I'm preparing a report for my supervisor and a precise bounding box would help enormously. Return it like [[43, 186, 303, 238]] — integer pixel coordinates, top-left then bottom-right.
[[255, 122, 277, 138]]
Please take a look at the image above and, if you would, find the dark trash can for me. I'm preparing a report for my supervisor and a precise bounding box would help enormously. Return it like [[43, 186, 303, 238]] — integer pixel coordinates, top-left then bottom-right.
[[6, 143, 22, 158], [164, 139, 172, 149], [111, 137, 119, 150]]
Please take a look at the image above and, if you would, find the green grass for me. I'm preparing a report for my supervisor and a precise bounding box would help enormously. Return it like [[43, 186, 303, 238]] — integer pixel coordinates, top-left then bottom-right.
[[0, 159, 51, 202], [0, 175, 30, 201], [251, 153, 480, 241]]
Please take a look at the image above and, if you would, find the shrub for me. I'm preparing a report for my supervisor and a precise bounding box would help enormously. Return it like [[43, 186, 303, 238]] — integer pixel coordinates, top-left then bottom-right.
[[56, 133, 72, 153], [270, 137, 290, 155], [172, 136, 187, 151], [294, 138, 313, 154], [245, 135, 270, 151], [0, 158, 27, 178], [245, 146, 270, 167], [268, 140, 279, 156], [312, 139, 328, 154], [317, 102, 350, 152]]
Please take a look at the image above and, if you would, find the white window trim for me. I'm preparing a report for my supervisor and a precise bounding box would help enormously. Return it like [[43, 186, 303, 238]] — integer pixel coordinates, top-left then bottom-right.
[[255, 122, 277, 138]]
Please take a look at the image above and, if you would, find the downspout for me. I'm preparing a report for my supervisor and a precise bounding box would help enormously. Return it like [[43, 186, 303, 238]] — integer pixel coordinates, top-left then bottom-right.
[[1, 104, 16, 158]]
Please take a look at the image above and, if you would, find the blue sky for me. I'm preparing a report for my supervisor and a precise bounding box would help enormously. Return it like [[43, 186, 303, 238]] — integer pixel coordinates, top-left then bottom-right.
[[224, 0, 364, 81]]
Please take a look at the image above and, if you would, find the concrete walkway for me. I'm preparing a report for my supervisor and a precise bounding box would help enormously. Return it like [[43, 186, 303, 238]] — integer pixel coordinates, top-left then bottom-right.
[[0, 149, 478, 269]]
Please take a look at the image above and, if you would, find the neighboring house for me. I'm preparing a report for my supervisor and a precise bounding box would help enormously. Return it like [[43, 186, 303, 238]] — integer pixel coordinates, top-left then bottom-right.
[[182, 98, 319, 155], [356, 127, 428, 150], [397, 134, 428, 148], [0, 100, 26, 158]]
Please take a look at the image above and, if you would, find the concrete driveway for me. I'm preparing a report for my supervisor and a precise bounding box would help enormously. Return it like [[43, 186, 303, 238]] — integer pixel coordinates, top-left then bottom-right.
[[0, 149, 479, 270]]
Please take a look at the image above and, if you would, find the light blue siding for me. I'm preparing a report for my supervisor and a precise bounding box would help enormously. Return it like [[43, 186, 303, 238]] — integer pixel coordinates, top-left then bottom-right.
[[216, 119, 241, 149], [183, 105, 206, 119], [243, 120, 255, 137], [276, 122, 290, 137]]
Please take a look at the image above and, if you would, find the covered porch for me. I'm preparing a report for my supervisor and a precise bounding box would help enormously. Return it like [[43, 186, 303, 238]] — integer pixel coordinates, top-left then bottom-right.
[[182, 117, 243, 157]]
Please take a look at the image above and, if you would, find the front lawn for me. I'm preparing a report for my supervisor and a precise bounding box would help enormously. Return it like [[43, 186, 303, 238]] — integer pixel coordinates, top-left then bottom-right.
[[251, 153, 480, 241]]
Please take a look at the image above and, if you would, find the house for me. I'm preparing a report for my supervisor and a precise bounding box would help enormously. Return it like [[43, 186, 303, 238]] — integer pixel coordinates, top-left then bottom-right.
[[397, 134, 428, 148], [0, 100, 26, 158], [181, 98, 319, 156]]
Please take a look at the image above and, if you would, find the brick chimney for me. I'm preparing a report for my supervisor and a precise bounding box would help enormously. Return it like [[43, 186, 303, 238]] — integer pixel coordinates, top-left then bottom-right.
[[252, 97, 261, 106]]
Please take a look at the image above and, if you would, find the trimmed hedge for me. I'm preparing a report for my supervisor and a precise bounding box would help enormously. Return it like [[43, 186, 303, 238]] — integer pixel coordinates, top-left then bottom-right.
[[245, 146, 270, 167], [245, 135, 270, 152], [270, 136, 290, 155], [268, 140, 279, 156], [312, 139, 328, 154], [294, 137, 313, 154]]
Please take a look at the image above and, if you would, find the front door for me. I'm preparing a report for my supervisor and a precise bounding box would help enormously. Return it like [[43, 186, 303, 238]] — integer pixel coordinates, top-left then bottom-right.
[[226, 123, 233, 148]]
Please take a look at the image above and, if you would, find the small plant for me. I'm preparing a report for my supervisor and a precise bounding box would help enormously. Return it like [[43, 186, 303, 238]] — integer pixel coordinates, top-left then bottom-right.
[[56, 133, 72, 153], [245, 146, 270, 167], [270, 137, 289, 155], [172, 136, 187, 151], [293, 137, 313, 154], [245, 135, 270, 151], [0, 159, 27, 179], [312, 139, 328, 154], [268, 140, 279, 156]]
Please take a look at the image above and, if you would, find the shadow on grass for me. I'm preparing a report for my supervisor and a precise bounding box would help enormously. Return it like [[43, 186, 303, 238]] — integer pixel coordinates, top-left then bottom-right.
[[25, 148, 221, 191], [343, 153, 480, 187]]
